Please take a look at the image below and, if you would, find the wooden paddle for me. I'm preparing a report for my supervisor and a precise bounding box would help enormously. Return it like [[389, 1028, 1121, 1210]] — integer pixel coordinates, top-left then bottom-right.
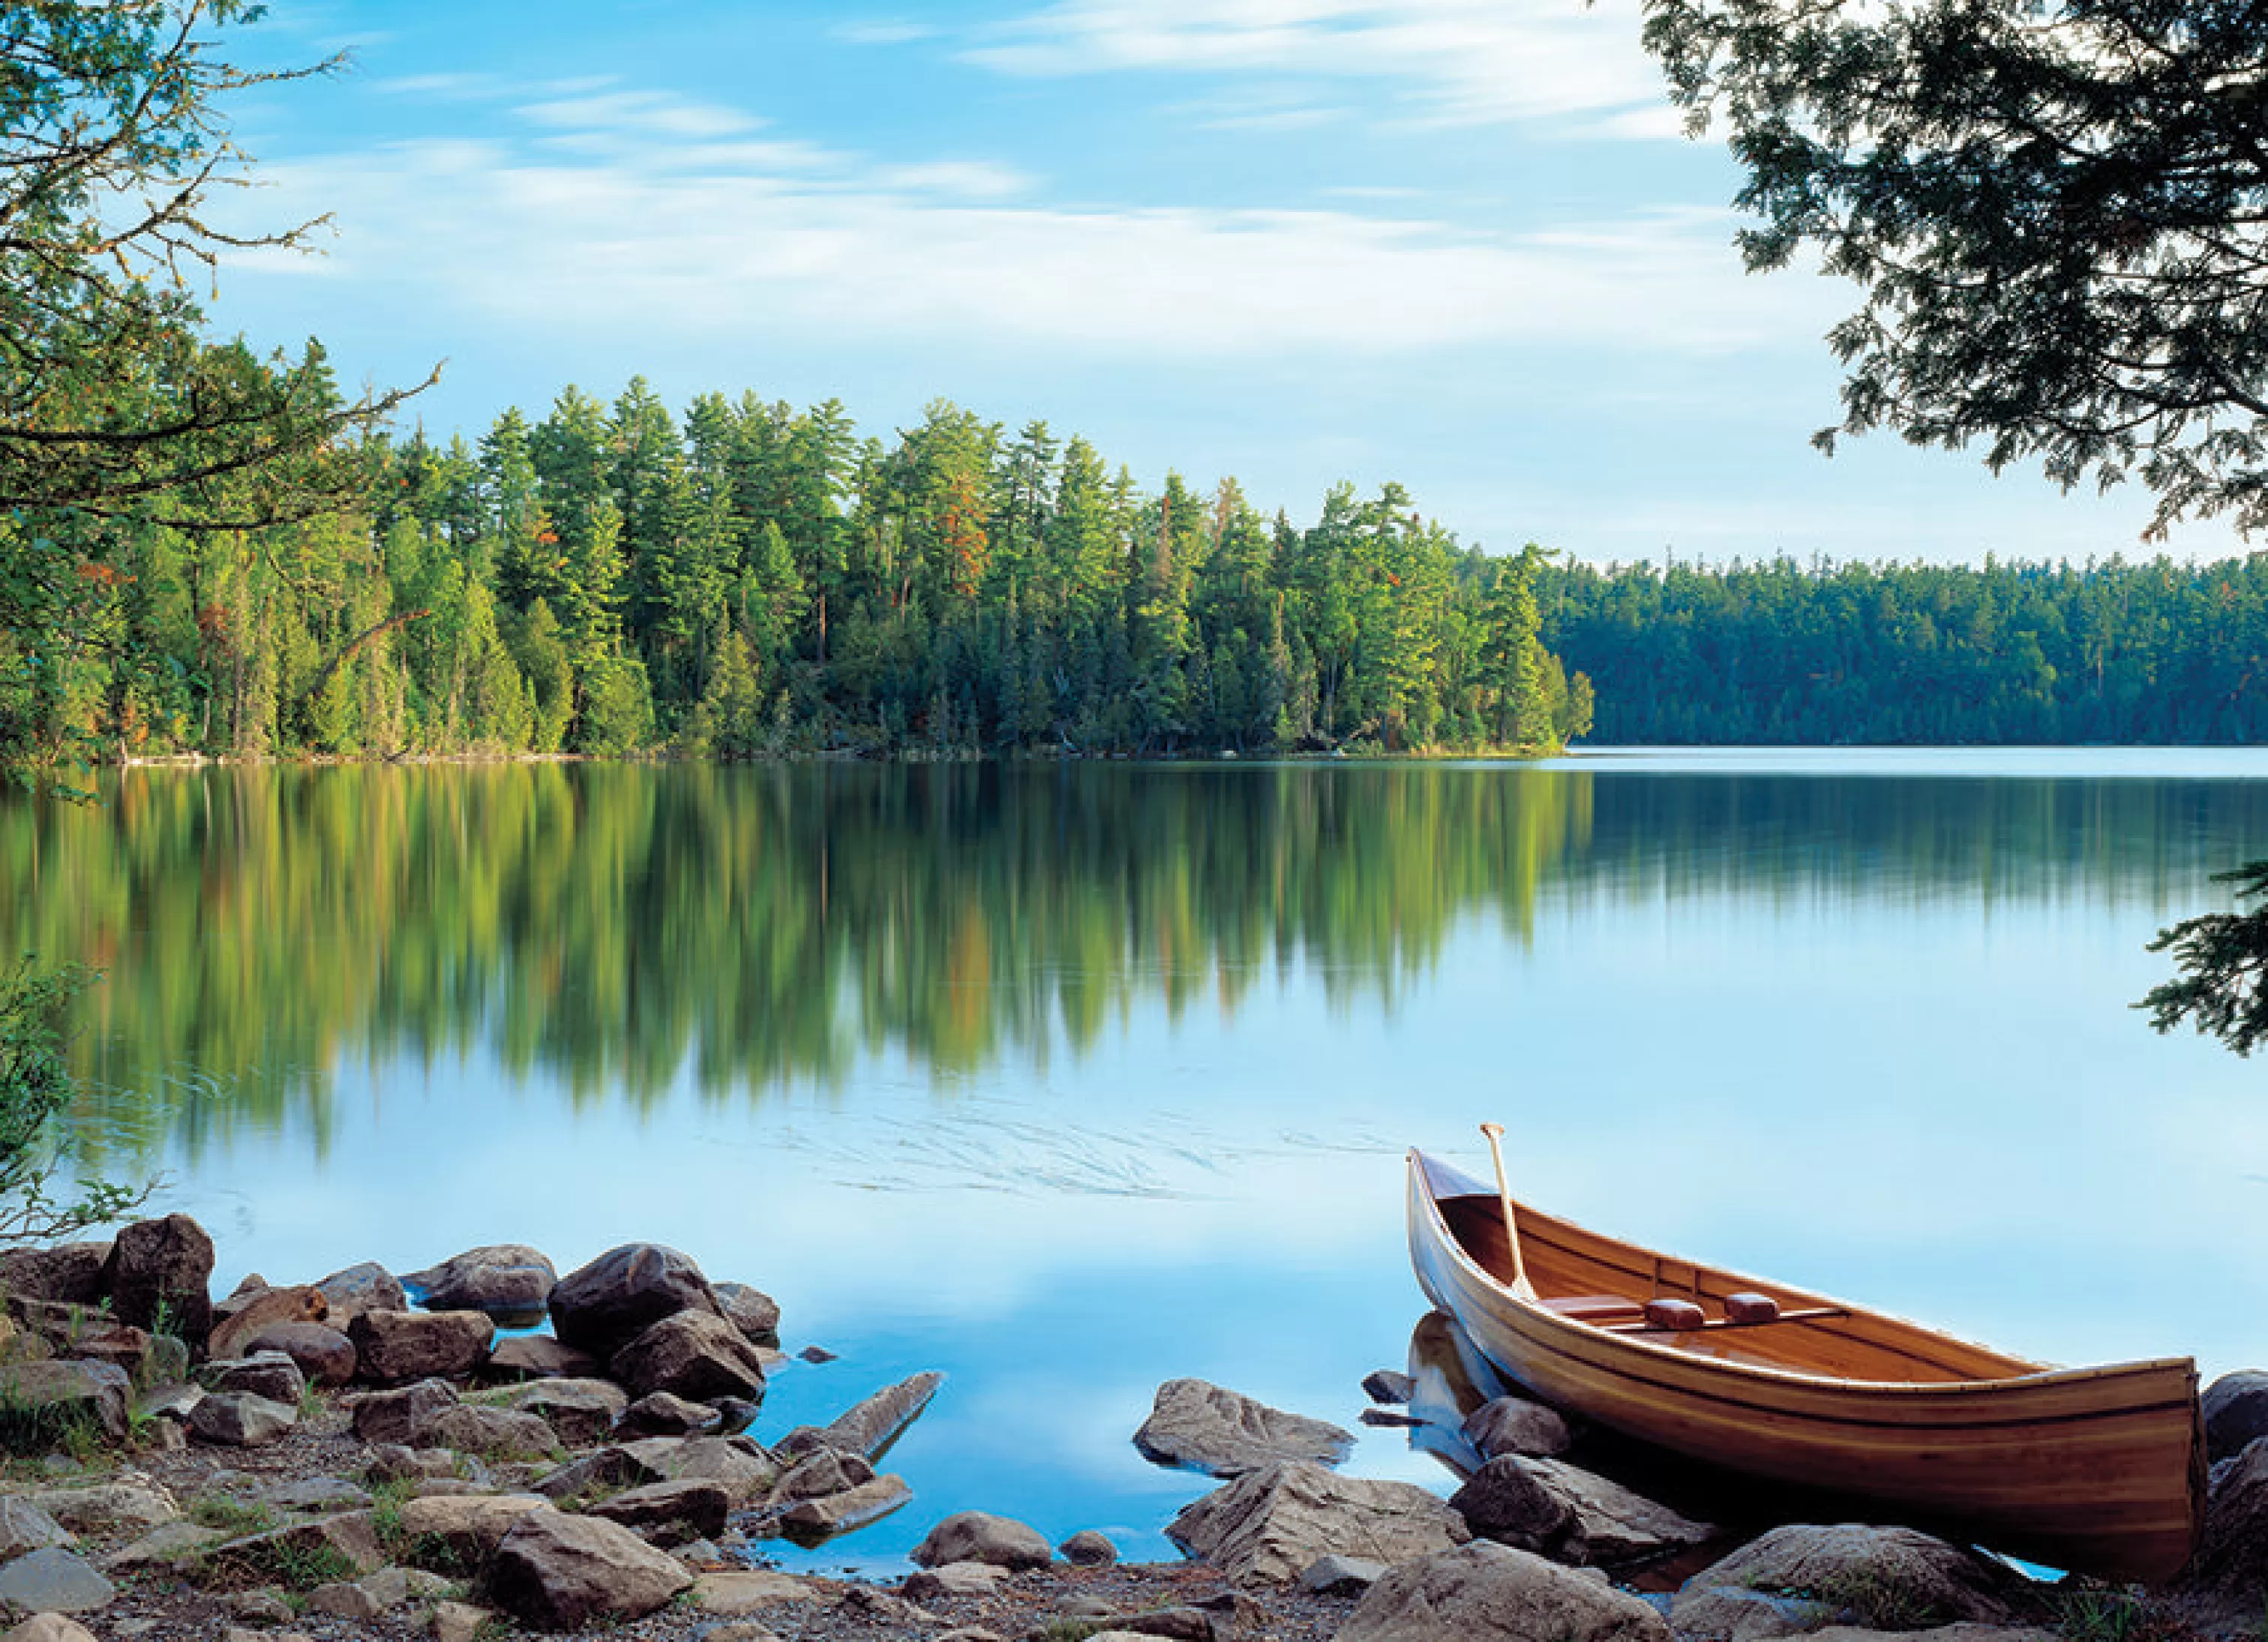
[[1478, 1122, 1538, 1302]]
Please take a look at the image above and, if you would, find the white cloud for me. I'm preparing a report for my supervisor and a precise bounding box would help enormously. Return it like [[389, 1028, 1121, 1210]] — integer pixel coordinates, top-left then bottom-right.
[[515, 89, 762, 141], [837, 19, 944, 45], [965, 0, 1675, 133], [872, 160, 1038, 200]]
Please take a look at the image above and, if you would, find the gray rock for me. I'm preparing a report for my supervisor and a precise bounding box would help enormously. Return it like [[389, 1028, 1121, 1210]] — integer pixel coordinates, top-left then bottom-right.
[[585, 1479, 730, 1544], [500, 1377, 628, 1446], [94, 1521, 221, 1572], [1133, 1377, 1354, 1478], [1452, 1455, 1584, 1561], [910, 1510, 1054, 1570], [548, 1244, 722, 1359], [712, 1281, 782, 1346], [206, 1286, 326, 1362], [348, 1377, 458, 1443], [1059, 1529, 1118, 1567], [47, 1320, 156, 1385], [185, 1392, 297, 1447], [1362, 1370, 1416, 1405], [484, 1335, 604, 1380], [618, 1389, 717, 1437], [313, 1262, 406, 1327], [392, 1494, 549, 1567], [778, 1475, 914, 1543], [770, 1446, 875, 1502], [1462, 1394, 1574, 1459], [648, 1434, 779, 1503], [196, 1512, 385, 1584], [533, 1445, 667, 1502], [0, 1500, 69, 1559], [428, 1600, 494, 1642], [244, 1323, 355, 1389], [1671, 1583, 1839, 1642], [346, 1308, 494, 1383], [0, 1244, 110, 1307], [0, 1549, 112, 1616], [1166, 1460, 1472, 1585], [0, 1361, 129, 1444], [1517, 1458, 1713, 1564], [2205, 1372, 2268, 1464], [100, 1215, 214, 1349], [812, 1370, 944, 1461], [688, 1569, 824, 1614], [24, 1479, 176, 1535], [361, 1443, 460, 1483], [302, 1579, 382, 1621], [2177, 1438, 2268, 1622], [196, 1351, 305, 1407], [484, 1508, 694, 1628], [1300, 1553, 1388, 1593], [1674, 1526, 2015, 1640], [417, 1404, 558, 1458], [1340, 1542, 1670, 1642], [404, 1245, 558, 1320], [259, 1477, 370, 1515], [609, 1310, 768, 1403], [903, 1562, 1009, 1600]]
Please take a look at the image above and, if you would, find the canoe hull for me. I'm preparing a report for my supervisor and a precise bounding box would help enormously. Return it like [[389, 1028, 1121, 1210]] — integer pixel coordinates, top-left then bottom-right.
[[1407, 1152, 2202, 1583]]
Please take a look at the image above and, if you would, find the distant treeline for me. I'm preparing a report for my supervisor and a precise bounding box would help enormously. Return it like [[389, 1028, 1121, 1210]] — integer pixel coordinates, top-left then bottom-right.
[[1538, 554, 2268, 744], [5, 376, 1593, 766]]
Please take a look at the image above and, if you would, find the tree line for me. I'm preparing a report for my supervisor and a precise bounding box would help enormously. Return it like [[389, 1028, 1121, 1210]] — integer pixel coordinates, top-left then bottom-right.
[[4, 373, 1598, 768]]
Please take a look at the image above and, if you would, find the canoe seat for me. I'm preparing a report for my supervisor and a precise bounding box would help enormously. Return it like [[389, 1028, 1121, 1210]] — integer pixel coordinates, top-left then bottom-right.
[[1544, 1294, 1646, 1327]]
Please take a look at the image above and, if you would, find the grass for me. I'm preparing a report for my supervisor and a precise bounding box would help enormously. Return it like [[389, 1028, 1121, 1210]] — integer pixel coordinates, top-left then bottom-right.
[[187, 1494, 279, 1536]]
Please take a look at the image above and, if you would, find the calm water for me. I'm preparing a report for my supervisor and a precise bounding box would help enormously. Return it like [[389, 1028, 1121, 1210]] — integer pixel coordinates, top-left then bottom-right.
[[10, 751, 2268, 1567]]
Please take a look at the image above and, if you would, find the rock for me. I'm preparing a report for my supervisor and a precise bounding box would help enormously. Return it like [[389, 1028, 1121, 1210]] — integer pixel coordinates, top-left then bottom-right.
[[2205, 1372, 2268, 1464], [778, 1475, 914, 1542], [404, 1245, 557, 1320], [770, 1446, 875, 1502], [0, 1362, 129, 1444], [1463, 1394, 1574, 1459], [2178, 1438, 2268, 1620], [313, 1262, 406, 1326], [196, 1351, 305, 1406], [196, 1512, 384, 1585], [25, 1479, 176, 1535], [186, 1391, 297, 1447], [911, 1510, 1055, 1571], [0, 1501, 68, 1559], [1060, 1529, 1119, 1566], [302, 1580, 382, 1621], [244, 1323, 355, 1389], [548, 1243, 721, 1359], [260, 1477, 370, 1515], [903, 1562, 1009, 1600], [1302, 1553, 1388, 1593], [1340, 1542, 1670, 1642], [50, 1321, 155, 1383], [394, 1494, 550, 1568], [0, 1549, 112, 1615], [206, 1287, 326, 1363], [1452, 1455, 1584, 1561], [700, 1627, 784, 1642], [1166, 1460, 1472, 1585], [1, 1616, 100, 1642], [1674, 1527, 2015, 1639], [350, 1377, 459, 1443], [649, 1434, 779, 1503], [690, 1569, 823, 1613], [417, 1404, 558, 1458], [230, 1591, 294, 1624], [428, 1600, 493, 1642], [1133, 1378, 1355, 1478], [837, 1585, 936, 1623], [812, 1370, 944, 1460], [712, 1281, 782, 1344], [1517, 1458, 1712, 1564], [1670, 1584, 1841, 1642], [532, 1445, 664, 1502], [1362, 1369, 1417, 1405], [483, 1335, 604, 1380], [500, 1377, 628, 1446], [1360, 1408, 1424, 1428], [712, 1394, 762, 1433], [346, 1309, 494, 1384], [610, 1310, 768, 1402], [800, 1344, 838, 1362], [484, 1508, 693, 1629], [96, 1521, 221, 1572], [618, 1389, 717, 1437], [100, 1215, 214, 1349], [585, 1479, 730, 1544]]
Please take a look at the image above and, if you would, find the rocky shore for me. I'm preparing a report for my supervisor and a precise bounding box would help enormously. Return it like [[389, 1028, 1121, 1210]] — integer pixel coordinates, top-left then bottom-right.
[[0, 1216, 2264, 1642]]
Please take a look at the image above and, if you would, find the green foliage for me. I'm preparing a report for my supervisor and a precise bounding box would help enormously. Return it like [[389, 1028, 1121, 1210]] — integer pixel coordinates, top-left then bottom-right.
[[1640, 0, 2268, 536], [0, 959, 153, 1245], [2139, 861, 2268, 1056], [188, 1494, 280, 1536]]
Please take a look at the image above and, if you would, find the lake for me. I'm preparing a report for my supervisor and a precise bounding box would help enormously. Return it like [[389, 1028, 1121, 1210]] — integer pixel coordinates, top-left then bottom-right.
[[9, 749, 2268, 1569]]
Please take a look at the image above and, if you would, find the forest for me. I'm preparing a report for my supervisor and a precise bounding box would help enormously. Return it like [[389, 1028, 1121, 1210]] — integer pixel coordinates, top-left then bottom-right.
[[2, 364, 1593, 768]]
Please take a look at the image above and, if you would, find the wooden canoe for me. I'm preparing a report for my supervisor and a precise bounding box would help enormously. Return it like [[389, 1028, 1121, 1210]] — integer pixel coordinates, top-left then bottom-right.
[[1408, 1149, 2203, 1583]]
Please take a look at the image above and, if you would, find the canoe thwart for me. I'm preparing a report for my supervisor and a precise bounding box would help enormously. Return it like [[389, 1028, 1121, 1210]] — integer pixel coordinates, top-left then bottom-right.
[[1601, 1305, 1850, 1335]]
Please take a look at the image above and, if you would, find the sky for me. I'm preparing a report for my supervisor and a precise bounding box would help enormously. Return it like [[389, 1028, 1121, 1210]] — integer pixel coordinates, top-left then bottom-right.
[[200, 1, 2247, 568]]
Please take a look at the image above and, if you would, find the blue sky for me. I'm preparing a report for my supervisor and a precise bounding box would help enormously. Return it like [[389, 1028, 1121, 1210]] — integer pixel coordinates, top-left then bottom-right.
[[202, 1, 2242, 566]]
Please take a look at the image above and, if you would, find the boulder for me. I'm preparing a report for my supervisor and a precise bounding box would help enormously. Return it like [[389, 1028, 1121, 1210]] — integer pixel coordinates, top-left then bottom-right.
[[428, 1601, 494, 1642], [1674, 1526, 2015, 1640], [417, 1404, 558, 1458], [484, 1335, 604, 1380], [2, 1614, 101, 1642], [771, 1446, 875, 1502], [1519, 1458, 1714, 1564], [1133, 1378, 1354, 1477], [346, 1308, 494, 1384], [185, 1391, 297, 1447], [548, 1243, 720, 1359], [0, 1501, 69, 1559], [911, 1510, 1055, 1571], [778, 1475, 914, 1542], [1362, 1369, 1417, 1405], [24, 1479, 175, 1535], [534, 1445, 668, 1502], [404, 1245, 558, 1320], [500, 1377, 628, 1446], [688, 1569, 824, 1614], [609, 1309, 768, 1402], [712, 1281, 782, 1345], [394, 1494, 550, 1567], [810, 1370, 944, 1460], [1166, 1460, 1472, 1585], [313, 1262, 406, 1326], [196, 1350, 304, 1406], [1451, 1455, 1584, 1561], [47, 1321, 155, 1384], [1339, 1542, 1671, 1642], [350, 1377, 459, 1444], [244, 1323, 354, 1389], [484, 1508, 694, 1629], [2205, 1372, 2268, 1464], [94, 1521, 221, 1572], [585, 1479, 730, 1544], [2178, 1437, 2268, 1621], [0, 1361, 128, 1444], [0, 1548, 113, 1616], [1060, 1529, 1119, 1567], [261, 1477, 370, 1515], [1463, 1394, 1574, 1459], [196, 1512, 384, 1585], [1301, 1554, 1388, 1594], [99, 1215, 213, 1349], [656, 1434, 779, 1503], [619, 1389, 718, 1437], [206, 1286, 326, 1362], [904, 1562, 1010, 1600]]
